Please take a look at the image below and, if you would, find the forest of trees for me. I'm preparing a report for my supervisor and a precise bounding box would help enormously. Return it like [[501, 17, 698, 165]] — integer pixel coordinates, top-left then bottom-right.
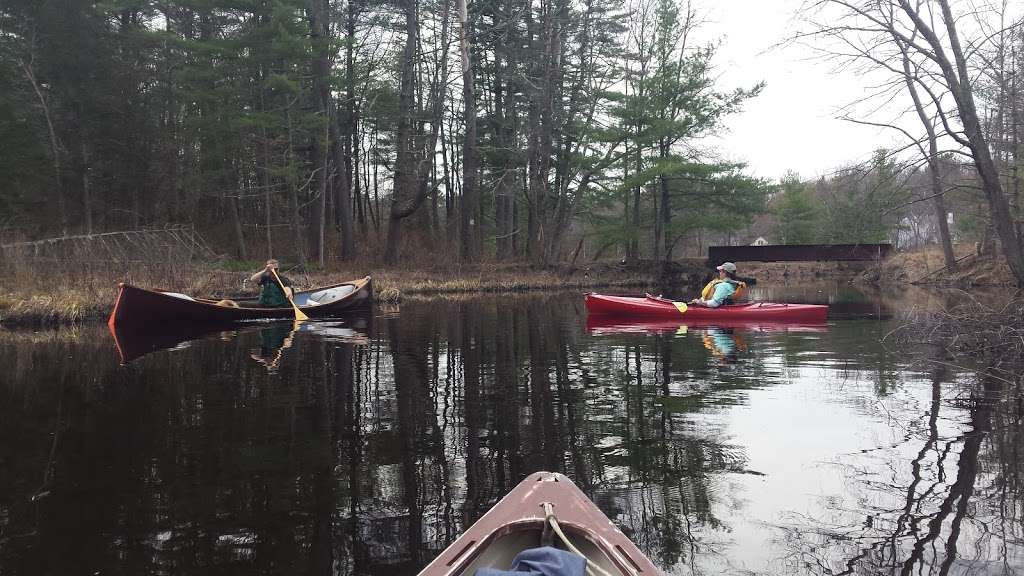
[[0, 0, 1022, 280]]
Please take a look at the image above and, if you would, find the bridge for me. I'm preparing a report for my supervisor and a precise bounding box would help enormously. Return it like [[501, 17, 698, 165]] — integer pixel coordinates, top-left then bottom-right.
[[707, 243, 892, 264]]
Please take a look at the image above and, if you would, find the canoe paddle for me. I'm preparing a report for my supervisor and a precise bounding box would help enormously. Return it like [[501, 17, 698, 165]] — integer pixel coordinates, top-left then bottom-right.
[[271, 268, 309, 321]]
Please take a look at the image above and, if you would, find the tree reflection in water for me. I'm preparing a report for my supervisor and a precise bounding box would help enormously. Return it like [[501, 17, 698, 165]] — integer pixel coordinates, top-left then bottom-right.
[[0, 293, 1021, 575], [774, 362, 1023, 575]]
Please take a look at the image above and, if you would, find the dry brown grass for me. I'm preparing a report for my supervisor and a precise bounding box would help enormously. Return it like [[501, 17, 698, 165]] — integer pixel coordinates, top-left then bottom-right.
[[0, 259, 657, 327], [857, 244, 1014, 287]]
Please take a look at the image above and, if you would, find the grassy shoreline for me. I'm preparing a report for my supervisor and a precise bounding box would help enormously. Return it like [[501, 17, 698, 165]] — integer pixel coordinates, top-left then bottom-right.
[[0, 262, 681, 328]]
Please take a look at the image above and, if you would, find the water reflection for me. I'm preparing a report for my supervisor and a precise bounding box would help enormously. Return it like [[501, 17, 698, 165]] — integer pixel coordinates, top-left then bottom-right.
[[1, 290, 1021, 575], [774, 367, 1023, 574], [110, 317, 371, 365]]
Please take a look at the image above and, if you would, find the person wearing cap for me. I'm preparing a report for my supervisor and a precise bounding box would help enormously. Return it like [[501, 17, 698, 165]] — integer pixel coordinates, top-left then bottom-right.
[[689, 262, 745, 308]]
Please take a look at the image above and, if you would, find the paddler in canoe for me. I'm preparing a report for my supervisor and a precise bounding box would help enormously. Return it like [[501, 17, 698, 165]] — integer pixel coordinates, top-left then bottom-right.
[[249, 259, 295, 307], [688, 261, 747, 308]]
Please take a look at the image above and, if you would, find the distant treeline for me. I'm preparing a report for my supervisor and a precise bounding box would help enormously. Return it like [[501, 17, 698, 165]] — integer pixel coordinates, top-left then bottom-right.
[[769, 154, 990, 251]]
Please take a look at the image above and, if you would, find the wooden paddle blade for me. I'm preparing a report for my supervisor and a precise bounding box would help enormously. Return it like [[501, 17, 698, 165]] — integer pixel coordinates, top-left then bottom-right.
[[673, 301, 688, 315]]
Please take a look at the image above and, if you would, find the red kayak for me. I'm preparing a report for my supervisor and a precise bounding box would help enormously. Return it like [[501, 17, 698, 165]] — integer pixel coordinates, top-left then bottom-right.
[[585, 293, 828, 322], [586, 315, 828, 334]]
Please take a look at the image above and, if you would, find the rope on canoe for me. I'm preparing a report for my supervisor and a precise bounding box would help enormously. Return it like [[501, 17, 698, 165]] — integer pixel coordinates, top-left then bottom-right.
[[542, 502, 617, 576]]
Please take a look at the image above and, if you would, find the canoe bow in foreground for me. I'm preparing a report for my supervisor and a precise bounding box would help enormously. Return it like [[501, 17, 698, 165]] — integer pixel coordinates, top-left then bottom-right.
[[108, 276, 372, 326], [585, 293, 827, 322], [417, 472, 660, 576]]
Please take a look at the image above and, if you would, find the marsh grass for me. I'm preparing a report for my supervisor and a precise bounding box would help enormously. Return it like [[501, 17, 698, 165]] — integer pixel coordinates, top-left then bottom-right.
[[1, 259, 659, 327]]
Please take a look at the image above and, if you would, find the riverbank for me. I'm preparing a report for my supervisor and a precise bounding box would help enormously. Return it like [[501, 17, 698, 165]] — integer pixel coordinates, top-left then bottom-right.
[[0, 260, 707, 328], [855, 245, 1017, 287]]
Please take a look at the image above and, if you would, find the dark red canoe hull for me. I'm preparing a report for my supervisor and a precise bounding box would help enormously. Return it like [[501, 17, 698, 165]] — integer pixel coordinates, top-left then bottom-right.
[[418, 472, 660, 576], [108, 276, 372, 326], [586, 293, 828, 322]]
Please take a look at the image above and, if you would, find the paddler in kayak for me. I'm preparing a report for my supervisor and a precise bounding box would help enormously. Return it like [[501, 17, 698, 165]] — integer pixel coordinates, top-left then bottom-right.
[[688, 262, 747, 308]]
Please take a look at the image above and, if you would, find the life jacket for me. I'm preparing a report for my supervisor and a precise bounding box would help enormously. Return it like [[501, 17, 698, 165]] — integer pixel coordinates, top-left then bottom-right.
[[701, 330, 748, 358], [700, 279, 746, 302]]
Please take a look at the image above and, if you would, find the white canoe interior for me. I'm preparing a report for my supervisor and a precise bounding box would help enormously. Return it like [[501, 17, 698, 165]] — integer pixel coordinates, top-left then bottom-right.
[[159, 284, 358, 308], [292, 284, 357, 307]]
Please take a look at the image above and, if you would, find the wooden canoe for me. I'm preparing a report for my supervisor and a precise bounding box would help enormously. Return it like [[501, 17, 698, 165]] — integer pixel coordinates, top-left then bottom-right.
[[108, 276, 372, 326], [417, 472, 660, 576]]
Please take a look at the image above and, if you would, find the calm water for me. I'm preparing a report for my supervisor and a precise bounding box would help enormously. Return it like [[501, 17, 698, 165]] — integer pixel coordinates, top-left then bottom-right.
[[1, 285, 1021, 575]]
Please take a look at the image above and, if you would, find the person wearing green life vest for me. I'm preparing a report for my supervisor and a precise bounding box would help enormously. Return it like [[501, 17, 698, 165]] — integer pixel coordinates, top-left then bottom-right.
[[249, 259, 294, 307], [688, 262, 744, 308]]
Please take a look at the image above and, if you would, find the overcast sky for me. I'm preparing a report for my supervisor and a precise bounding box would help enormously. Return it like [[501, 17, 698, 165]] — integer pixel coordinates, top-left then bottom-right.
[[697, 0, 905, 182]]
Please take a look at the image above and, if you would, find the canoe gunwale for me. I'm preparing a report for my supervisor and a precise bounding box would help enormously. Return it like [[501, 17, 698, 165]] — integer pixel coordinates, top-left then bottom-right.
[[131, 276, 371, 312], [416, 472, 659, 576], [440, 518, 636, 576]]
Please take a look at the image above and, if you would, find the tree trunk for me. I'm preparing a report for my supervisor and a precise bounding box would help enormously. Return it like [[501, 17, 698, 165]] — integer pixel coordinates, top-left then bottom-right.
[[344, 0, 361, 249], [286, 106, 307, 266], [631, 132, 642, 261], [307, 0, 328, 267], [906, 0, 1024, 283], [385, 0, 445, 264], [20, 57, 68, 235], [81, 139, 93, 235], [656, 141, 671, 265], [900, 50, 956, 271], [458, 0, 479, 262], [308, 0, 353, 263], [930, 161, 956, 271], [386, 0, 422, 265], [230, 194, 247, 260], [525, 1, 544, 262], [493, 23, 516, 261]]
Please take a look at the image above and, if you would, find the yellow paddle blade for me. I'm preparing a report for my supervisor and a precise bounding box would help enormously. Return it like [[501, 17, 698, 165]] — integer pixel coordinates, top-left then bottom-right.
[[673, 301, 688, 315], [270, 268, 308, 321]]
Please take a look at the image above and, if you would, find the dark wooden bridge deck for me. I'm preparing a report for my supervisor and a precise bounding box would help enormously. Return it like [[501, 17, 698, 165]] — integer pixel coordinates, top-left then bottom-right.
[[708, 244, 892, 264]]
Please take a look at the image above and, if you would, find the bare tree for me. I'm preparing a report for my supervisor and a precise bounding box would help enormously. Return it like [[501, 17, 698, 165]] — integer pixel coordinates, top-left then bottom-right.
[[899, 43, 957, 270], [798, 0, 1024, 284]]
